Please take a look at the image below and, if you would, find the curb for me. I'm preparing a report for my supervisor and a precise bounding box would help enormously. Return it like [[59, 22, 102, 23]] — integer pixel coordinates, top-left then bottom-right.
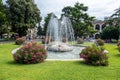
[[45, 59, 83, 61]]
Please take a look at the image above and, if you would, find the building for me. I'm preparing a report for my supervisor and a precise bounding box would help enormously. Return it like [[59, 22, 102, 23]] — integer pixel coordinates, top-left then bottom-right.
[[27, 27, 38, 40], [93, 20, 106, 38]]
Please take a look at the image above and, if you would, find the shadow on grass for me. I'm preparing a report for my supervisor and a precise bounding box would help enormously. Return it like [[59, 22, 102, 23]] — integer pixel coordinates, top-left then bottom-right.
[[114, 54, 120, 57], [6, 61, 27, 66], [73, 61, 91, 66], [73, 61, 108, 67], [114, 47, 118, 50], [6, 60, 46, 66]]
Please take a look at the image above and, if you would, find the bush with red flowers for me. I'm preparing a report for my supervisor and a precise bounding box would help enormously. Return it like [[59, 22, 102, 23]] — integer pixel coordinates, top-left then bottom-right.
[[13, 42, 47, 64], [15, 37, 26, 45], [80, 44, 108, 66]]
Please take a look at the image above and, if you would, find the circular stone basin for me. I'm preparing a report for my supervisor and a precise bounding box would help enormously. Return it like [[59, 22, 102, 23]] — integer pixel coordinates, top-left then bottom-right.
[[47, 46, 84, 60], [47, 42, 73, 52]]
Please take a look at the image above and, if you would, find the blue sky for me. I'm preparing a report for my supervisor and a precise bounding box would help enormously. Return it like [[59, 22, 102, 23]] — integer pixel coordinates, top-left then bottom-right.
[[2, 0, 120, 20]]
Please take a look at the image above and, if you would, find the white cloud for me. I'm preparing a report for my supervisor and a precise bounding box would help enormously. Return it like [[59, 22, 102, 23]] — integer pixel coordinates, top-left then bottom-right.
[[2, 0, 120, 20], [35, 0, 120, 20]]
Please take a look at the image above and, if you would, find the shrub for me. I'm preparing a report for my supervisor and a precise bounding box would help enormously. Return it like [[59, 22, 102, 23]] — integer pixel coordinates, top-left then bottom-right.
[[100, 26, 119, 41], [77, 38, 84, 44], [42, 37, 51, 44], [80, 44, 108, 66], [118, 45, 120, 52], [117, 42, 120, 46], [95, 38, 104, 46], [62, 38, 67, 43], [117, 42, 120, 52], [15, 37, 26, 45], [13, 42, 47, 64]]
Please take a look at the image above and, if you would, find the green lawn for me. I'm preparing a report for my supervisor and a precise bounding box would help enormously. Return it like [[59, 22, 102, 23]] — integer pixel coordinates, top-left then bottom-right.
[[0, 43, 120, 80], [70, 41, 94, 46]]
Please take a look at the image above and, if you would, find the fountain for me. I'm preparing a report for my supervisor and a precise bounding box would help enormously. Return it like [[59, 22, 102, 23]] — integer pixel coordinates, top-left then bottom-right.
[[46, 13, 75, 52], [12, 13, 85, 60]]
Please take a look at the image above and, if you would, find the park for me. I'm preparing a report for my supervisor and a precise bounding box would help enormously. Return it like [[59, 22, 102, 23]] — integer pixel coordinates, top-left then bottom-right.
[[0, 0, 120, 80]]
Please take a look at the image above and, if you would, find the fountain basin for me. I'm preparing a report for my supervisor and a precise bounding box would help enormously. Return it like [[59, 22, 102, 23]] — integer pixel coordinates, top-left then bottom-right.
[[47, 46, 84, 59], [47, 42, 73, 52]]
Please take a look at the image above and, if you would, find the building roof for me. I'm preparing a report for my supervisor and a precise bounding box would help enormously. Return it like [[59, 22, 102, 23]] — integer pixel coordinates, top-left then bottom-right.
[[92, 20, 104, 25]]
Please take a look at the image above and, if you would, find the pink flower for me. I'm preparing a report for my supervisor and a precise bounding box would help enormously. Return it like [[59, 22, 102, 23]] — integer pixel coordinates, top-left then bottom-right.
[[24, 51, 28, 54]]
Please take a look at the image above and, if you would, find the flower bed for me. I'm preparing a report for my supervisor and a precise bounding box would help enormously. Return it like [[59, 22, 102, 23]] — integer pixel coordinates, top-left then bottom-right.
[[13, 42, 47, 64], [80, 44, 108, 66]]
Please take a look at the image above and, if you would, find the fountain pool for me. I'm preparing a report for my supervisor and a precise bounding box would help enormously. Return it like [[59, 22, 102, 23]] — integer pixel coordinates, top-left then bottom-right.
[[47, 46, 84, 60]]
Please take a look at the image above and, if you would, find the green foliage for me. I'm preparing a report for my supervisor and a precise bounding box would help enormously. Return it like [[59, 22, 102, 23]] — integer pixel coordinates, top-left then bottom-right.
[[80, 44, 108, 66], [0, 0, 5, 25], [0, 0, 8, 35], [95, 38, 104, 46], [37, 22, 42, 36], [118, 45, 120, 52], [62, 2, 95, 37], [117, 42, 120, 52], [15, 37, 26, 45], [105, 7, 120, 36], [77, 38, 84, 44], [13, 42, 47, 64], [100, 26, 119, 40], [117, 41, 120, 46], [87, 26, 98, 35], [6, 0, 41, 36]]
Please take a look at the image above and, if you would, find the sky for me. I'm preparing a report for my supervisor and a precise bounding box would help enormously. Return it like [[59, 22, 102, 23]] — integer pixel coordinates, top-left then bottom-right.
[[2, 0, 120, 21], [34, 0, 120, 21]]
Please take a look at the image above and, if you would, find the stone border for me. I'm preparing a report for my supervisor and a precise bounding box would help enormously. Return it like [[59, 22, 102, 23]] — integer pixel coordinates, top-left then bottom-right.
[[46, 59, 83, 61]]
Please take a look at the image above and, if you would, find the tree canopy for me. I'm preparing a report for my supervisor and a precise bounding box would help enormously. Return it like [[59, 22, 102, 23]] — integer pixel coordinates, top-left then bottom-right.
[[6, 0, 41, 36], [100, 26, 119, 41], [0, 0, 8, 35], [105, 7, 120, 35], [62, 2, 95, 38]]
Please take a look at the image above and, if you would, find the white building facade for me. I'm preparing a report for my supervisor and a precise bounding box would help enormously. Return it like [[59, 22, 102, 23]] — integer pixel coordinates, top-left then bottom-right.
[[93, 20, 106, 38]]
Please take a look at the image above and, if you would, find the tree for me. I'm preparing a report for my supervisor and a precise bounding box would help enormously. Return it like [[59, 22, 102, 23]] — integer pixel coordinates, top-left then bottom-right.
[[0, 0, 5, 25], [105, 7, 120, 35], [112, 8, 120, 34], [100, 26, 119, 41], [6, 0, 41, 37], [62, 2, 95, 38], [37, 22, 42, 36], [85, 26, 98, 36], [43, 13, 52, 36], [0, 0, 8, 36]]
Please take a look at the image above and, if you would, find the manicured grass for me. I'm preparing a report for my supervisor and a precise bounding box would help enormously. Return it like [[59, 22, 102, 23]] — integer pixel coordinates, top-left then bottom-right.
[[70, 41, 94, 46], [0, 42, 120, 80]]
